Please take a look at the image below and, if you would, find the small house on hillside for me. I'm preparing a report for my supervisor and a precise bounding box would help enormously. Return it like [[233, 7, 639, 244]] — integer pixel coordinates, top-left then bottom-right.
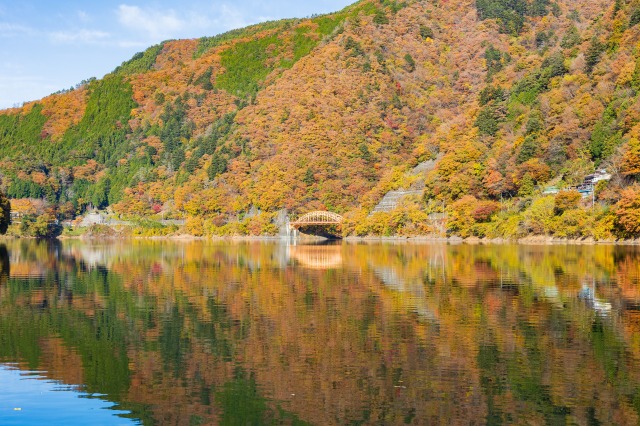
[[583, 169, 611, 185], [575, 169, 611, 196]]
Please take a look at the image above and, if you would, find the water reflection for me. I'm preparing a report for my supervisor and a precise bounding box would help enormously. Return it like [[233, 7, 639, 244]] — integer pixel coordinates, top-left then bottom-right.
[[288, 243, 343, 269], [1, 241, 640, 424], [579, 279, 613, 315], [0, 245, 8, 282]]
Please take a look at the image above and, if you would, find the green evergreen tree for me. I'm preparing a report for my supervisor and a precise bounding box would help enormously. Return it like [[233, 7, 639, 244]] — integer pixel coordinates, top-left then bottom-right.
[[613, 0, 622, 15], [631, 8, 640, 27], [194, 67, 214, 90], [303, 167, 315, 185], [208, 152, 228, 179], [404, 53, 416, 72], [475, 105, 502, 136], [485, 45, 506, 77], [517, 134, 540, 164], [373, 9, 389, 25], [632, 56, 640, 91], [419, 25, 434, 39], [358, 143, 373, 162], [518, 173, 535, 197], [479, 85, 505, 105], [585, 37, 605, 74], [0, 191, 9, 235], [560, 26, 581, 49]]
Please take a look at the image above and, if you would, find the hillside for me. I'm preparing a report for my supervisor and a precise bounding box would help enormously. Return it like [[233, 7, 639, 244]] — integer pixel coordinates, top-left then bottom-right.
[[2, 0, 640, 238]]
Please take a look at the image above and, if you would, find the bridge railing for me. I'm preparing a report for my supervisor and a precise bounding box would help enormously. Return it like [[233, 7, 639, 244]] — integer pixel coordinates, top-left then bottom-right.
[[290, 211, 343, 226]]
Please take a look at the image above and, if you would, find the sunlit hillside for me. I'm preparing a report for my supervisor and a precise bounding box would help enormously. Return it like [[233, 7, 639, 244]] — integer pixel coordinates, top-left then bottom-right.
[[3, 0, 640, 238]]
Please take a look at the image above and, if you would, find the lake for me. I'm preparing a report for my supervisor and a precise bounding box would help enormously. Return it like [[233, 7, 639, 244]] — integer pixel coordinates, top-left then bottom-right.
[[1, 239, 640, 425]]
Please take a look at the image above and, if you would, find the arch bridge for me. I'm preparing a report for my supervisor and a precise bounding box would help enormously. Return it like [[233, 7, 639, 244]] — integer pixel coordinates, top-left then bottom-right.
[[290, 211, 343, 229]]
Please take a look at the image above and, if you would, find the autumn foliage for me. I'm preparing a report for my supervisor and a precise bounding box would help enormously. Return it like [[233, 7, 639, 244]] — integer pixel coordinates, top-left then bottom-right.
[[615, 186, 640, 237], [3, 0, 640, 238]]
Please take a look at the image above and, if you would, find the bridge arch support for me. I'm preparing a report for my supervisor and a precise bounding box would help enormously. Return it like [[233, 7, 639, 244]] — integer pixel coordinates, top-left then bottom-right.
[[290, 211, 343, 229]]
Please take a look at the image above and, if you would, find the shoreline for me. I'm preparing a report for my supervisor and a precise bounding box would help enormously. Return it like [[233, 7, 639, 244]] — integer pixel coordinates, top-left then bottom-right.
[[344, 235, 623, 245], [14, 232, 636, 245]]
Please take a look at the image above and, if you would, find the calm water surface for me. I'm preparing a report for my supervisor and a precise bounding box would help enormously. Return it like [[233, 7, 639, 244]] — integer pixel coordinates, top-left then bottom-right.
[[1, 240, 640, 425]]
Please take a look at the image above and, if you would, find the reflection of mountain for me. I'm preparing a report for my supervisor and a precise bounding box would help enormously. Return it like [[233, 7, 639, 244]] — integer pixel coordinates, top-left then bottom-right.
[[366, 246, 447, 322], [7, 242, 52, 279], [288, 244, 343, 270], [4, 241, 640, 424]]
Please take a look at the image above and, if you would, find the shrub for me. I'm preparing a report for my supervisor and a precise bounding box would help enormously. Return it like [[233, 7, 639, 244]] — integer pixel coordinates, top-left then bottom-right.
[[592, 208, 615, 240], [13, 213, 62, 238], [185, 216, 205, 236], [554, 190, 582, 214], [488, 211, 523, 239], [521, 196, 555, 234], [84, 224, 117, 238], [554, 209, 591, 238]]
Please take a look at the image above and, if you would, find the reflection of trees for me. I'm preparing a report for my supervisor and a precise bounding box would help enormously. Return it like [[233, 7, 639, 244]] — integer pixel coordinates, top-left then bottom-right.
[[0, 244, 8, 283], [2, 241, 640, 423]]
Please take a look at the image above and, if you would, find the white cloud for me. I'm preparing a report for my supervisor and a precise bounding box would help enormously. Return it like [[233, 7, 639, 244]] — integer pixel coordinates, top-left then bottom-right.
[[77, 10, 91, 23], [216, 4, 253, 31], [115, 3, 263, 42], [49, 29, 110, 44], [0, 22, 34, 37], [117, 4, 185, 40]]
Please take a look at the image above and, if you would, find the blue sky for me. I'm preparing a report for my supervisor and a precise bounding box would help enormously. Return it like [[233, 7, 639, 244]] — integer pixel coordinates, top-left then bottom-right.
[[0, 0, 354, 109]]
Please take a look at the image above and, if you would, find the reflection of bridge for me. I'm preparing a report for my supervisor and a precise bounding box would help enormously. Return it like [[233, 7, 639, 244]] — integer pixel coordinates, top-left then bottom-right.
[[289, 211, 343, 229], [288, 245, 343, 269]]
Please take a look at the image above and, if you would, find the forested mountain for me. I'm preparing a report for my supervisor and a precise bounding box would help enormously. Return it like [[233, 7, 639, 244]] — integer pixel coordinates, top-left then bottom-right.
[[2, 0, 640, 238]]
